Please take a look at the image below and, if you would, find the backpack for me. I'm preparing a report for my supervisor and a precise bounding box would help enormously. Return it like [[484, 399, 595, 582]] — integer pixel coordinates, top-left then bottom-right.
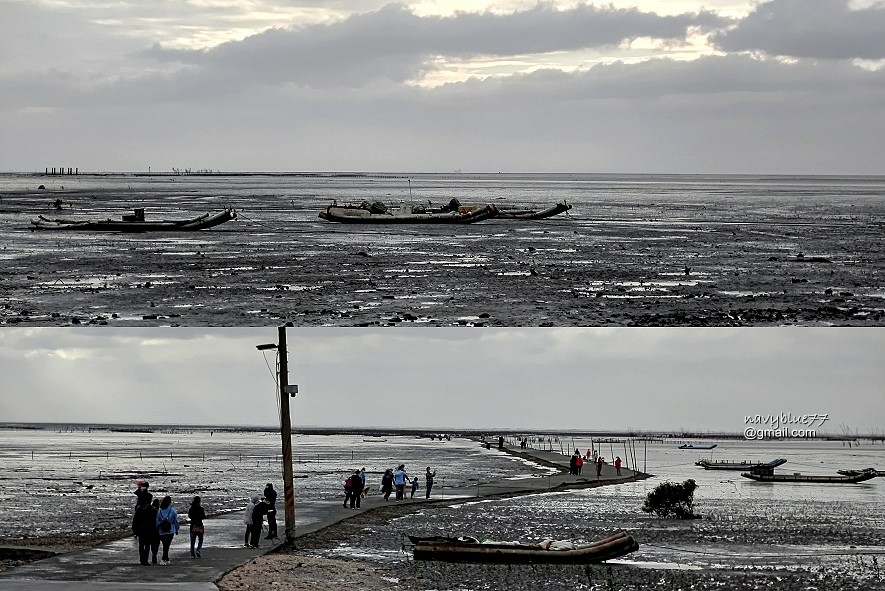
[[344, 477, 353, 490], [159, 509, 171, 531]]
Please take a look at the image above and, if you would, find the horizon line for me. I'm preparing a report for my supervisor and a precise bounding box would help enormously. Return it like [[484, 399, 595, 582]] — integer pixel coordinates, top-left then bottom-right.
[[1, 421, 879, 440]]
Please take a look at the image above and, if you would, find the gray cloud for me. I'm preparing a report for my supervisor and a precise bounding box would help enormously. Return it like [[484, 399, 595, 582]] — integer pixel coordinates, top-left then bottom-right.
[[713, 0, 885, 59], [1, 328, 883, 433], [2, 1, 884, 173], [141, 3, 728, 89]]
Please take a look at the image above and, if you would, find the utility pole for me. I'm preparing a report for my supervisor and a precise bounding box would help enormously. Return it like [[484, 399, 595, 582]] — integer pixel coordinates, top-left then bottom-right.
[[277, 326, 296, 542]]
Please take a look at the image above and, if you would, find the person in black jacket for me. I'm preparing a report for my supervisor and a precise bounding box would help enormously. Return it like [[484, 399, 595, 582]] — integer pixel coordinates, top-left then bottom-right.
[[248, 498, 269, 548], [263, 483, 277, 539], [347, 470, 362, 509], [381, 469, 394, 501], [187, 496, 206, 559], [132, 493, 157, 566]]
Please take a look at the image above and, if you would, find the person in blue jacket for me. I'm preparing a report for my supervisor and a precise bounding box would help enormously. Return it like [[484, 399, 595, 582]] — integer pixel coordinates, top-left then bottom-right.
[[156, 495, 180, 565]]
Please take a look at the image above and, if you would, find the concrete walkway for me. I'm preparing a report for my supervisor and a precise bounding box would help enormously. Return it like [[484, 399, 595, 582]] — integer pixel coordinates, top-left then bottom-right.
[[0, 440, 646, 590]]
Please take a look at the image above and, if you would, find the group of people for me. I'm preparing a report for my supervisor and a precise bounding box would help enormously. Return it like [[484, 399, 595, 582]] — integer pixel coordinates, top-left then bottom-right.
[[577, 449, 624, 476], [243, 483, 279, 548], [132, 480, 279, 565], [354, 465, 437, 504], [131, 481, 205, 565]]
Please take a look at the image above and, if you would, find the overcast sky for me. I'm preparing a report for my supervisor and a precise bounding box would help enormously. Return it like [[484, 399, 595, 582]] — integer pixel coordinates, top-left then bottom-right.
[[0, 328, 881, 434], [2, 0, 884, 174]]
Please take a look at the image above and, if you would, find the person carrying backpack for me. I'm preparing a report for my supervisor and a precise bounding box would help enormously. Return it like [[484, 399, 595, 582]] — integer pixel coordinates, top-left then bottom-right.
[[155, 495, 179, 565]]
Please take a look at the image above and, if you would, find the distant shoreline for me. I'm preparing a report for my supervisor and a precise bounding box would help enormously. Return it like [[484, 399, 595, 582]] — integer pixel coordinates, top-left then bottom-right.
[[0, 422, 878, 442]]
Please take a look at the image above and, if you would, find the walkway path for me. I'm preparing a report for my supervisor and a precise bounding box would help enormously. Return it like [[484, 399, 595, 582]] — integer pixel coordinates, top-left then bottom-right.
[[0, 439, 647, 590]]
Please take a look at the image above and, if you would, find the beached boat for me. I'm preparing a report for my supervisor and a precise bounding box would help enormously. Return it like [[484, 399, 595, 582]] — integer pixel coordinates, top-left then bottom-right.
[[408, 531, 639, 564], [452, 201, 572, 220], [679, 443, 717, 450], [741, 467, 878, 484], [31, 208, 236, 232], [319, 202, 498, 224], [696, 458, 787, 470], [837, 468, 885, 477], [431, 198, 572, 220]]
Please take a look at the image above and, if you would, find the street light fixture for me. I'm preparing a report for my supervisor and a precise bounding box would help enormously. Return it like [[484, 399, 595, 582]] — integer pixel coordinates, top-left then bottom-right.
[[256, 327, 297, 543]]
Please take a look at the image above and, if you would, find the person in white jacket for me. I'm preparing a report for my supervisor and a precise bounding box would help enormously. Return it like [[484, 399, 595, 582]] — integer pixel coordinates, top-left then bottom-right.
[[243, 495, 259, 547]]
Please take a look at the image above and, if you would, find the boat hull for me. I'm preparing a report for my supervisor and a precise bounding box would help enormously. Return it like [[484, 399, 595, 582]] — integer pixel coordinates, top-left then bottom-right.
[[410, 531, 639, 564], [319, 204, 498, 224], [31, 209, 236, 232], [496, 202, 572, 219], [696, 458, 787, 470], [741, 470, 878, 483]]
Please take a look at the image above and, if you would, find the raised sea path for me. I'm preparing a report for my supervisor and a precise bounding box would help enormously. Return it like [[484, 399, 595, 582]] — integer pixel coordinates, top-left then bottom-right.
[[0, 439, 647, 590]]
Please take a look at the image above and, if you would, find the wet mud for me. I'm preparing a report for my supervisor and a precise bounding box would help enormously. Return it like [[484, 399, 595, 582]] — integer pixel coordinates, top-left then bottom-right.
[[1, 174, 883, 326]]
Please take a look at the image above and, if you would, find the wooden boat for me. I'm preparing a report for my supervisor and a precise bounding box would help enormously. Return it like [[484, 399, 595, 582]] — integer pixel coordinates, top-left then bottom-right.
[[496, 202, 572, 220], [319, 203, 498, 224], [741, 467, 878, 484], [696, 458, 787, 470], [679, 443, 717, 450], [31, 208, 236, 232], [443, 200, 572, 220], [837, 468, 885, 477], [408, 531, 638, 564]]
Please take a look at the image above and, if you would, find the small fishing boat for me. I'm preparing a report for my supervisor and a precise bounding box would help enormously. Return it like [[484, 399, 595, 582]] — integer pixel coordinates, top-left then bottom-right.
[[455, 201, 572, 220], [495, 202, 572, 220], [319, 202, 498, 224], [679, 443, 717, 450], [31, 208, 236, 232], [696, 458, 787, 470], [741, 467, 878, 484], [837, 468, 885, 477], [408, 531, 638, 564]]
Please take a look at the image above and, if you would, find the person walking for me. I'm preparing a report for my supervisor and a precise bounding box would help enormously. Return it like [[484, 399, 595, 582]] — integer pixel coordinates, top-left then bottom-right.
[[347, 470, 362, 509], [359, 468, 367, 497], [243, 495, 259, 547], [569, 453, 577, 475], [596, 456, 604, 477], [410, 477, 419, 499], [425, 467, 436, 499], [187, 496, 206, 559], [263, 483, 277, 539], [149, 498, 161, 563], [132, 492, 157, 566], [343, 472, 355, 508], [615, 456, 622, 476], [134, 481, 151, 509], [381, 468, 394, 501], [393, 464, 408, 501], [155, 495, 179, 565], [249, 497, 269, 548], [575, 454, 584, 475]]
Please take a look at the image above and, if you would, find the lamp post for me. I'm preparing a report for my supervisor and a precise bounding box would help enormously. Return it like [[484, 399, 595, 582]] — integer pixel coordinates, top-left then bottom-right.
[[256, 326, 297, 542]]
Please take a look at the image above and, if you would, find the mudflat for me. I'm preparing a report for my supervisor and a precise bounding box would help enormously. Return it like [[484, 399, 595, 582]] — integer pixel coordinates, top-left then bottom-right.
[[1, 174, 883, 326]]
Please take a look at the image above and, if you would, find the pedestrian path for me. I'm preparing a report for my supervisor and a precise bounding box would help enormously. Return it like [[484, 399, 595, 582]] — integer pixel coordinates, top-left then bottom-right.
[[0, 439, 647, 590]]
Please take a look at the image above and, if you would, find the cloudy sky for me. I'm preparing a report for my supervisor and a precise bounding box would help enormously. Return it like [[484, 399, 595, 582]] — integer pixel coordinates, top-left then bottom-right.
[[0, 328, 882, 434], [2, 0, 884, 174]]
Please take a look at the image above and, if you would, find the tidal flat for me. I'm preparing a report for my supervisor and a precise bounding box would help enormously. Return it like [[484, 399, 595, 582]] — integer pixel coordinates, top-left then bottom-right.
[[1, 172, 883, 326]]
